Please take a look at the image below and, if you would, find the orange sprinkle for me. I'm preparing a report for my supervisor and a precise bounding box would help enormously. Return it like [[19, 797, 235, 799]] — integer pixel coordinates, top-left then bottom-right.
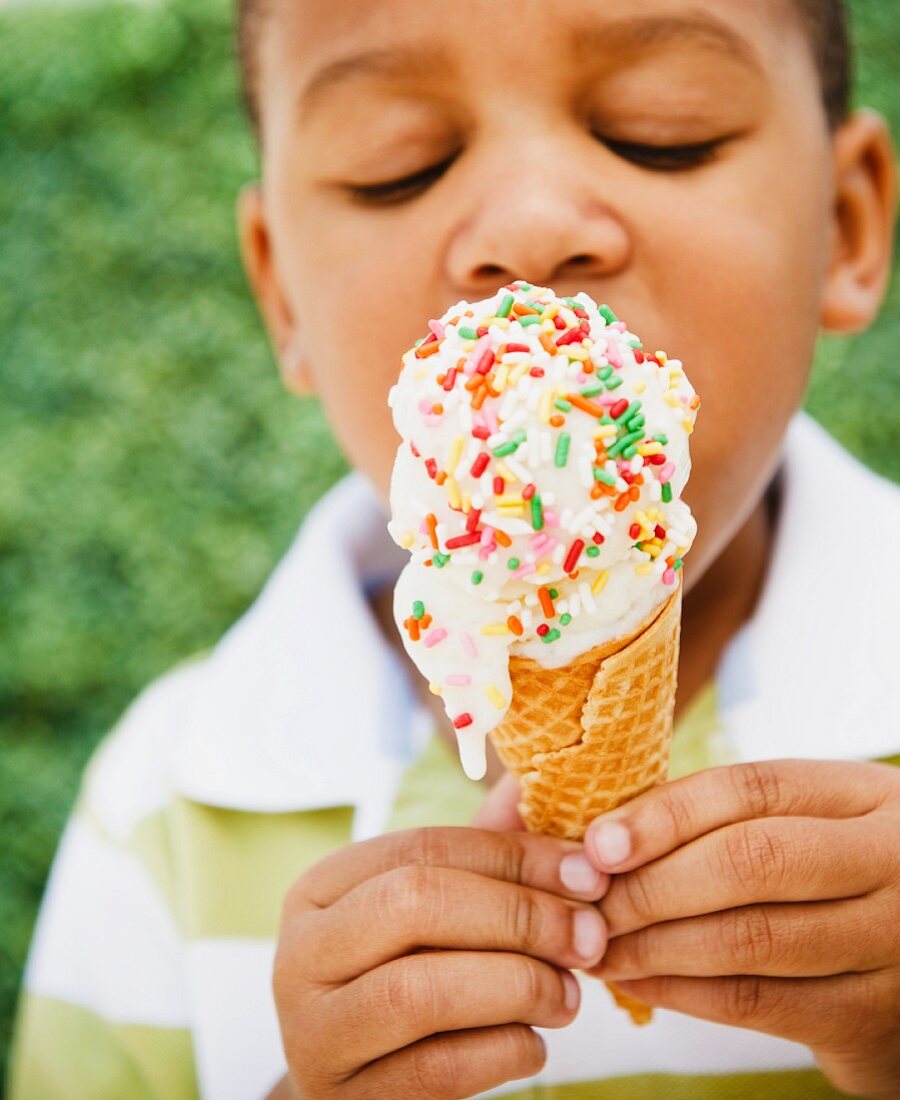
[[507, 615, 524, 636], [583, 362, 595, 374], [436, 373, 445, 385], [538, 587, 555, 618], [465, 374, 483, 392], [415, 340, 440, 359], [425, 513, 439, 549], [432, 403, 444, 414], [420, 613, 432, 629], [513, 303, 539, 316], [629, 485, 641, 501], [539, 331, 559, 356], [494, 529, 512, 548], [566, 394, 605, 418], [407, 617, 420, 641], [615, 492, 631, 512], [435, 471, 447, 486], [471, 387, 488, 410], [549, 414, 566, 428]]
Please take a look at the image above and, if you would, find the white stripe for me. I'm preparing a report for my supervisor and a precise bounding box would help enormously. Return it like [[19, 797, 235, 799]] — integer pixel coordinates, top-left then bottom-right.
[[24, 816, 189, 1026], [185, 939, 285, 1100]]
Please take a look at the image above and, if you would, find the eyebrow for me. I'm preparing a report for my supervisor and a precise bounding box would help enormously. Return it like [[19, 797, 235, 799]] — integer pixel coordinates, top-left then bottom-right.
[[298, 43, 451, 122], [573, 12, 764, 73]]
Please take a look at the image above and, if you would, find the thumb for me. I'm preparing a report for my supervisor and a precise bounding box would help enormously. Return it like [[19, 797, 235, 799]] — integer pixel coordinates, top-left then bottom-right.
[[471, 771, 526, 832]]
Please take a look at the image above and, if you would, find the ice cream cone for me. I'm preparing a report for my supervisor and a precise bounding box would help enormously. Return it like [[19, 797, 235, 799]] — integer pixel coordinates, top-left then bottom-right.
[[488, 581, 683, 1023]]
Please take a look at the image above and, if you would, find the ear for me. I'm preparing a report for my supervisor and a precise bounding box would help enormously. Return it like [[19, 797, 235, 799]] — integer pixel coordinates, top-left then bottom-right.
[[236, 182, 316, 395], [820, 109, 897, 335]]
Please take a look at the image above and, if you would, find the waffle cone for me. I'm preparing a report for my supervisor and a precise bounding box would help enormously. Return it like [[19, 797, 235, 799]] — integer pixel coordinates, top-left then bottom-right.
[[488, 581, 683, 1025]]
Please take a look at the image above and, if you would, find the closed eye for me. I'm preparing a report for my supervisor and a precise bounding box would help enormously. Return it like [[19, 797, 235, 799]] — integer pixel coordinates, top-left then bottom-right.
[[599, 136, 726, 171], [347, 154, 458, 205]]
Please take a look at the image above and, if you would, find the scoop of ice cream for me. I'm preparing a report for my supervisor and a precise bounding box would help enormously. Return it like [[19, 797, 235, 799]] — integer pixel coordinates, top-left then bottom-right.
[[388, 283, 699, 780]]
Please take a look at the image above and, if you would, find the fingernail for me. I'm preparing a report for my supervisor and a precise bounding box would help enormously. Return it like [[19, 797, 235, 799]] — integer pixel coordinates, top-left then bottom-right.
[[589, 821, 631, 868], [560, 852, 603, 895], [573, 908, 606, 961], [562, 970, 580, 1013]]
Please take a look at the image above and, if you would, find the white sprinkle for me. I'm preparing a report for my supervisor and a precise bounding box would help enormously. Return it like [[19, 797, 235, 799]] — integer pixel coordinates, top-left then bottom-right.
[[487, 432, 506, 449], [579, 581, 597, 615], [552, 543, 566, 565], [560, 508, 574, 529], [578, 457, 593, 489], [571, 506, 594, 532], [521, 608, 534, 628], [505, 455, 532, 483], [526, 428, 541, 469], [569, 593, 582, 617], [540, 431, 553, 465]]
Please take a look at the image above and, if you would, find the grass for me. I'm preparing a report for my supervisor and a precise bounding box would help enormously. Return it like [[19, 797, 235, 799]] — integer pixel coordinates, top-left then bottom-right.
[[0, 0, 897, 1086]]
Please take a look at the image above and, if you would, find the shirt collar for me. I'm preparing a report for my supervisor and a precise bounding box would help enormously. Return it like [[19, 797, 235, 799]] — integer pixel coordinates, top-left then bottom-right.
[[172, 415, 900, 815]]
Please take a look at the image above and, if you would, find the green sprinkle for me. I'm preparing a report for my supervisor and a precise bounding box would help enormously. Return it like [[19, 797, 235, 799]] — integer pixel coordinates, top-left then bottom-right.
[[563, 297, 580, 309], [507, 557, 520, 570], [560, 613, 573, 626], [458, 326, 478, 340], [655, 434, 669, 445], [622, 400, 643, 421], [674, 558, 684, 570], [493, 440, 519, 457], [517, 282, 533, 291], [519, 314, 542, 327], [607, 429, 645, 458], [598, 365, 614, 380], [496, 293, 514, 318], [625, 415, 646, 432], [662, 482, 673, 503], [594, 467, 617, 486], [541, 628, 561, 644], [554, 398, 573, 412], [580, 383, 603, 398], [531, 494, 544, 530], [622, 444, 640, 459], [512, 429, 527, 445], [554, 432, 571, 468], [586, 545, 601, 558], [412, 600, 425, 620], [414, 337, 425, 347], [629, 340, 643, 349], [606, 374, 624, 390], [635, 542, 644, 551], [599, 304, 618, 324], [471, 570, 484, 585], [433, 552, 450, 568], [599, 414, 614, 425], [549, 588, 559, 599]]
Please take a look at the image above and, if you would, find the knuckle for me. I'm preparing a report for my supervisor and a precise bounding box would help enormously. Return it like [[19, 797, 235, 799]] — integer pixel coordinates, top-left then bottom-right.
[[719, 824, 787, 893], [618, 869, 657, 929], [507, 888, 544, 953], [381, 957, 437, 1034], [732, 761, 783, 820], [379, 863, 441, 928], [408, 1035, 461, 1100], [514, 958, 553, 1015], [725, 975, 769, 1024], [720, 908, 777, 971], [502, 1024, 547, 1077], [399, 827, 453, 871], [658, 786, 695, 843]]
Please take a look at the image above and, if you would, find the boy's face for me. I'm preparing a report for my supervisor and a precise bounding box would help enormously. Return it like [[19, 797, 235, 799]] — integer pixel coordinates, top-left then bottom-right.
[[241, 0, 872, 579]]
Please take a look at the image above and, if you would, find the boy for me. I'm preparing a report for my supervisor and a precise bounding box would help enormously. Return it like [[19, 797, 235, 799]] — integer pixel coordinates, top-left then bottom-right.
[[8, 0, 900, 1097]]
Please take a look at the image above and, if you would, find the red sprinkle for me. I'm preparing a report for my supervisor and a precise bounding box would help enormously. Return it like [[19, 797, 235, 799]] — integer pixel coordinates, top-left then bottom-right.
[[522, 483, 536, 501], [445, 533, 481, 549], [465, 507, 482, 533], [529, 367, 545, 378], [472, 424, 491, 440], [553, 315, 567, 330], [493, 476, 505, 495], [453, 713, 474, 729], [476, 349, 496, 375], [536, 623, 550, 638], [470, 452, 490, 478], [410, 442, 420, 457], [573, 307, 589, 319], [476, 326, 489, 337], [620, 470, 636, 485], [593, 532, 605, 545], [629, 523, 641, 540], [564, 539, 585, 574], [425, 458, 438, 480], [505, 343, 530, 353], [655, 524, 667, 540], [442, 367, 457, 392], [648, 453, 667, 466], [634, 350, 645, 363], [556, 326, 584, 347], [610, 398, 630, 419]]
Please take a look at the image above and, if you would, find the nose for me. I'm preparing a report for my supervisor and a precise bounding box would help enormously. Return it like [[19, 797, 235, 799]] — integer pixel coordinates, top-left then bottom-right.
[[445, 144, 632, 294]]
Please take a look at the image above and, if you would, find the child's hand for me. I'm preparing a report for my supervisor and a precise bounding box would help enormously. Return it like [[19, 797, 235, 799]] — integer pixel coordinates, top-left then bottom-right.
[[581, 760, 900, 1099], [272, 826, 609, 1099]]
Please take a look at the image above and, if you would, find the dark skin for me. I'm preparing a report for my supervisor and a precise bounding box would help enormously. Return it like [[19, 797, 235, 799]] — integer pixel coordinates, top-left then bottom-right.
[[236, 1, 897, 1095]]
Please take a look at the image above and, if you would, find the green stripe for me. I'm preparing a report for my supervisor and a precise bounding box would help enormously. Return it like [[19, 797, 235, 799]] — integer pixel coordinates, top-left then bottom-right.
[[7, 993, 198, 1100], [169, 798, 354, 939], [386, 732, 484, 832], [501, 1068, 847, 1099]]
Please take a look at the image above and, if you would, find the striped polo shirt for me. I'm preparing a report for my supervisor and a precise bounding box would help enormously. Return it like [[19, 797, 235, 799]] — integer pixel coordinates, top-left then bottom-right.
[[8, 415, 899, 1099]]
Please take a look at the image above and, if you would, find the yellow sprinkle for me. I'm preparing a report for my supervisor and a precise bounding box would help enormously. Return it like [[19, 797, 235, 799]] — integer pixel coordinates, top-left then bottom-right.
[[594, 424, 617, 440], [638, 443, 663, 456], [428, 682, 443, 696], [635, 511, 652, 529], [644, 544, 662, 559], [537, 562, 552, 575], [665, 393, 680, 408], [462, 491, 472, 514], [683, 419, 694, 435], [400, 530, 414, 549], [413, 370, 428, 381], [510, 361, 530, 383], [446, 477, 462, 509], [486, 685, 506, 709], [497, 505, 525, 517], [445, 435, 465, 476], [543, 304, 559, 321], [591, 570, 609, 594], [654, 350, 668, 364], [493, 365, 509, 392], [496, 494, 524, 506], [566, 346, 588, 361], [634, 381, 647, 394], [482, 623, 512, 636], [635, 562, 655, 575], [495, 462, 519, 483]]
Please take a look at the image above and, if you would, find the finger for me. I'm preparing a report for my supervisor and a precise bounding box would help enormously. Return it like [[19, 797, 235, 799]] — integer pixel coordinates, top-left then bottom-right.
[[585, 760, 892, 874], [472, 772, 526, 832], [323, 951, 576, 1072], [595, 898, 888, 981], [296, 865, 607, 982], [602, 815, 887, 936], [606, 970, 892, 1052], [289, 826, 608, 912], [344, 1024, 546, 1100]]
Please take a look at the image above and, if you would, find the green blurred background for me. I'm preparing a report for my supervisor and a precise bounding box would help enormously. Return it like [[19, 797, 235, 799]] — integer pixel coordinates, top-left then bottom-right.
[[0, 0, 897, 1085]]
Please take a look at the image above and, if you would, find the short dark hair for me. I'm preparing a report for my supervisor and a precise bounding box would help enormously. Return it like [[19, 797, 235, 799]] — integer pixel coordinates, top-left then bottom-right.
[[235, 0, 852, 144]]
